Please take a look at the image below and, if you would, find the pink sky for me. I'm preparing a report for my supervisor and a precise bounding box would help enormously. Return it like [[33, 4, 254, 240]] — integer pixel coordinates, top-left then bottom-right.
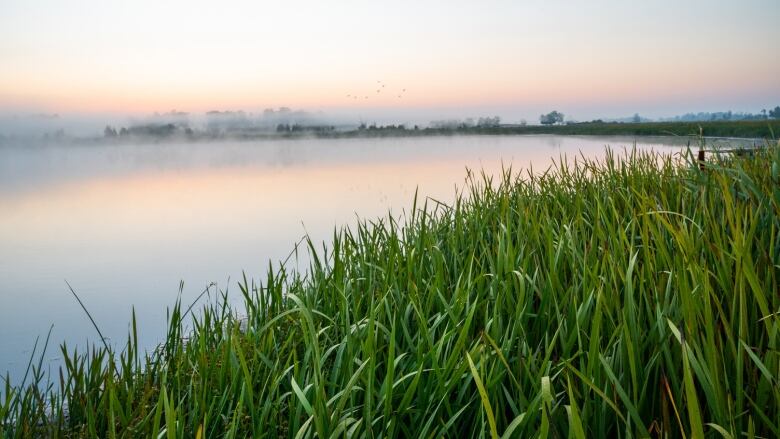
[[1, 1, 778, 121]]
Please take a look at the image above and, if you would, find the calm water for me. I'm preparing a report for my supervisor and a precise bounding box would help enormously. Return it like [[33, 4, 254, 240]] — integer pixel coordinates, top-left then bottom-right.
[[0, 135, 732, 381]]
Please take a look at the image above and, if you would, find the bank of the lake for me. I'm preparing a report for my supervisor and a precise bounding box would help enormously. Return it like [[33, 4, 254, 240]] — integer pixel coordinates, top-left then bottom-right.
[[330, 119, 780, 140], [2, 145, 778, 438], [23, 119, 776, 145]]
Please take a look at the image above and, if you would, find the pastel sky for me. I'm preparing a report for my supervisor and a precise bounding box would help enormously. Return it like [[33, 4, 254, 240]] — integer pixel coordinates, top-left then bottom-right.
[[1, 0, 779, 121]]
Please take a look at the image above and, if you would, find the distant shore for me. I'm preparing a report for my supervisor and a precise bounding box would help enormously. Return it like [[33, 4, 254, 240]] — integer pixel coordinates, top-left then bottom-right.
[[108, 119, 780, 143], [2, 119, 777, 146], [408, 119, 779, 139]]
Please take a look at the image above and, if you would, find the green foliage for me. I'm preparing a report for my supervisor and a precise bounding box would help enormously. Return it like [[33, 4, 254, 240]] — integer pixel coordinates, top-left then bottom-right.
[[431, 119, 780, 138], [329, 120, 780, 140], [540, 110, 564, 125], [2, 145, 779, 437]]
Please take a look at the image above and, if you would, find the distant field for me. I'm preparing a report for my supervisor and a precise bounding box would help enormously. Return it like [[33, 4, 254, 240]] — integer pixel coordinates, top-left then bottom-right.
[[352, 120, 780, 140], [44, 119, 779, 144], [474, 120, 780, 138]]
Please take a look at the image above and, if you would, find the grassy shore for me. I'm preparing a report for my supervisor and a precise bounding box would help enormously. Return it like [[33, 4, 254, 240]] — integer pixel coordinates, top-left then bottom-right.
[[336, 120, 780, 140], [79, 119, 780, 144], [466, 119, 780, 138], [2, 145, 779, 438]]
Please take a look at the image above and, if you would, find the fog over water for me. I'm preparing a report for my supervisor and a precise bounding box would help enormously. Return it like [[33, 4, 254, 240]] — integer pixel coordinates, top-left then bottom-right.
[[0, 134, 751, 383]]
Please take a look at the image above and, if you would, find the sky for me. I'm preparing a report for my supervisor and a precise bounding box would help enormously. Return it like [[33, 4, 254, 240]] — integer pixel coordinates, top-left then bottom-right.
[[1, 0, 779, 124]]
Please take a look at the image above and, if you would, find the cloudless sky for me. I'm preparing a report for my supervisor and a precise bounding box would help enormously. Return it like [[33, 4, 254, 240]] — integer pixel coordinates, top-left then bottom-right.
[[1, 0, 779, 122]]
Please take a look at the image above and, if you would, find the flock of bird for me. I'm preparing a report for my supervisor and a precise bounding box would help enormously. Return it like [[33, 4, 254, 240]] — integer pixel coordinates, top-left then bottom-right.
[[345, 80, 407, 101]]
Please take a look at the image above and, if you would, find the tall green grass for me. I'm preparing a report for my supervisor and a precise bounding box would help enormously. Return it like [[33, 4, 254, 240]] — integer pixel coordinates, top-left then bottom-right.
[[2, 145, 778, 438]]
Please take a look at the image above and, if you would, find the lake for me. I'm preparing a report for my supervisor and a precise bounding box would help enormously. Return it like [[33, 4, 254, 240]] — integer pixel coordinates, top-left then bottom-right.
[[0, 134, 738, 382]]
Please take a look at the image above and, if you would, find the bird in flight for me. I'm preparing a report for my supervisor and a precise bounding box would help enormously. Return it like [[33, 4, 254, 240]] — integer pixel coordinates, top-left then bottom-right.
[[345, 81, 405, 101]]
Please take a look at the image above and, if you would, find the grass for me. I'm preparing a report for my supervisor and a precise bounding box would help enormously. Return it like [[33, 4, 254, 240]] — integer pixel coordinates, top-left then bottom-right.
[[325, 120, 780, 140], [1, 143, 779, 438], [450, 120, 780, 138]]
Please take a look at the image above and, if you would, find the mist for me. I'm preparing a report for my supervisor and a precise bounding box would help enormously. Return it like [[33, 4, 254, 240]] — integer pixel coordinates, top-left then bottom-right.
[[3, 100, 779, 145]]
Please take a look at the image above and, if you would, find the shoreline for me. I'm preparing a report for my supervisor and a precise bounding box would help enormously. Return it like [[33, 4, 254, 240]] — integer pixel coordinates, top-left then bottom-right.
[[1, 120, 777, 148]]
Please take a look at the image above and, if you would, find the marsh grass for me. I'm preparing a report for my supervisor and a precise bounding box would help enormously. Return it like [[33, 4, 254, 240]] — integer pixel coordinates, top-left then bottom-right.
[[1, 145, 778, 438]]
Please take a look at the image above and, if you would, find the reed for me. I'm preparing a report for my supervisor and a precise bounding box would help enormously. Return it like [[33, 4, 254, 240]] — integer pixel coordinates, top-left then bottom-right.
[[2, 144, 778, 438]]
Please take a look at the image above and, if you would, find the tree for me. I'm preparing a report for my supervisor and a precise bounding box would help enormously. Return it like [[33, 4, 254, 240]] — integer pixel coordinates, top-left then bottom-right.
[[477, 116, 500, 128], [104, 125, 118, 137], [540, 111, 564, 125], [632, 113, 641, 123], [769, 106, 780, 119]]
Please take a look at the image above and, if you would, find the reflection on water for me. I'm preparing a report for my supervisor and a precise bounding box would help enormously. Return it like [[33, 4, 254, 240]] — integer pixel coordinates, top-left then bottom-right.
[[0, 134, 737, 381]]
